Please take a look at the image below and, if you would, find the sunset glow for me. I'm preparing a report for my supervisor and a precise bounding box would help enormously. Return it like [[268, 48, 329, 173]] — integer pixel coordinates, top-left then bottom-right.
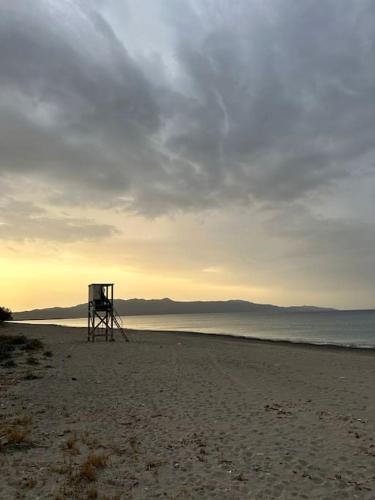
[[1, 1, 374, 312]]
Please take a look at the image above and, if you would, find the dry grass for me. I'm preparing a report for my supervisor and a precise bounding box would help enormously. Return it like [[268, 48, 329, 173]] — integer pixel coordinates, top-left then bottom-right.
[[0, 335, 45, 383], [62, 435, 80, 454], [85, 453, 108, 469], [0, 335, 21, 363], [77, 453, 108, 482], [128, 435, 139, 453], [24, 477, 37, 489], [59, 437, 109, 497], [0, 334, 44, 372], [0, 426, 31, 451], [12, 415, 32, 426], [79, 462, 97, 482], [57, 435, 112, 497], [80, 432, 100, 449], [0, 413, 33, 452], [6, 428, 30, 444], [86, 487, 98, 499]]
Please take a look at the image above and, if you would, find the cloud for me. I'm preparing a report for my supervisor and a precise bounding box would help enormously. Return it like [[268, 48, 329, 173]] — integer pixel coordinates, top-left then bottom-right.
[[265, 204, 375, 293], [0, 198, 117, 242], [163, 0, 375, 202], [0, 0, 374, 215], [0, 0, 161, 199]]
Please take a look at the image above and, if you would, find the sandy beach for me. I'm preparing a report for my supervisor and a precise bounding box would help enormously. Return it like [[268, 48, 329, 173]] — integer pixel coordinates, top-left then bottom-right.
[[1, 322, 375, 499]]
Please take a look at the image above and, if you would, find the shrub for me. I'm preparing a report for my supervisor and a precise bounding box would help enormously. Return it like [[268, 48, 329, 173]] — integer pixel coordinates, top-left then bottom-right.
[[0, 334, 26, 362], [79, 463, 97, 482], [23, 373, 41, 380], [6, 428, 30, 445], [12, 416, 32, 426], [2, 359, 16, 369], [62, 435, 80, 454], [85, 453, 108, 468], [86, 488, 98, 499], [0, 307, 12, 323], [0, 425, 32, 451], [9, 335, 28, 345], [0, 346, 11, 363], [21, 338, 44, 351], [26, 356, 39, 366], [78, 453, 108, 483]]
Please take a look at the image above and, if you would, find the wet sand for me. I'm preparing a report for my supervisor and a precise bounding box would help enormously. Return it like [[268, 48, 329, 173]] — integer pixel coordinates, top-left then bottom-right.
[[1, 322, 375, 499]]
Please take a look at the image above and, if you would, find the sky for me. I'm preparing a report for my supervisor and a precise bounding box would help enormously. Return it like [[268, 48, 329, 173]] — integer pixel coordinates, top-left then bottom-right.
[[1, 0, 375, 311]]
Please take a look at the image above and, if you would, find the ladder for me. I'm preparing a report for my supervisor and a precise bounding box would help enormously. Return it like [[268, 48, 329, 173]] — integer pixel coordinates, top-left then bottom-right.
[[113, 310, 130, 342]]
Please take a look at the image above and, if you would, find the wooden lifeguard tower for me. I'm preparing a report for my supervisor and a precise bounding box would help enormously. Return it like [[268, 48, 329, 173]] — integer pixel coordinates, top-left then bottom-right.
[[87, 283, 129, 342]]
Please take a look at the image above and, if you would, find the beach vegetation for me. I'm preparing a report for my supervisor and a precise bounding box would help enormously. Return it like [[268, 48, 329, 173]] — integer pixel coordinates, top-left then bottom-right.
[[27, 356, 39, 365], [6, 428, 30, 445], [85, 452, 108, 469], [0, 333, 45, 375], [0, 423, 32, 452], [2, 359, 16, 369], [23, 372, 41, 380], [62, 434, 80, 454], [0, 347, 11, 363], [86, 488, 98, 499], [0, 334, 27, 345], [21, 338, 44, 351], [24, 477, 37, 489], [78, 453, 108, 483], [0, 333, 27, 363], [128, 435, 139, 453], [79, 462, 97, 482], [0, 306, 12, 323], [12, 415, 32, 426]]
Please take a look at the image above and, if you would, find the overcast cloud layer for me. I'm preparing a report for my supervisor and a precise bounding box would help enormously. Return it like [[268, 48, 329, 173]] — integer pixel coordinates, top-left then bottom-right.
[[1, 0, 374, 212], [0, 0, 375, 307]]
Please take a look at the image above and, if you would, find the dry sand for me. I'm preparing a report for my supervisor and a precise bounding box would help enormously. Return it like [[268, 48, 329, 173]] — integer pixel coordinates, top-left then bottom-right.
[[1, 322, 375, 499]]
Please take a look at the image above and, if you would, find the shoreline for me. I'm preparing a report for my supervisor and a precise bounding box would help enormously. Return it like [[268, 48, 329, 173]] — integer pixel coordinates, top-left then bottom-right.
[[128, 328, 375, 353], [10, 320, 375, 353]]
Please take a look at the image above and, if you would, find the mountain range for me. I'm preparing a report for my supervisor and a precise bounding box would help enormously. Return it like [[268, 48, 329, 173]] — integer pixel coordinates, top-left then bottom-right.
[[13, 298, 336, 320]]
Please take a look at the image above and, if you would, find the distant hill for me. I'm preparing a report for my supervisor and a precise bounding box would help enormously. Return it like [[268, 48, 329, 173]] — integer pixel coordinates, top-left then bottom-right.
[[13, 298, 336, 320]]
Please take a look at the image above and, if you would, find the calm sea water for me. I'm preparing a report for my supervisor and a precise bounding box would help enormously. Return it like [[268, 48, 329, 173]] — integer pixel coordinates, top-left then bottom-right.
[[18, 310, 375, 348]]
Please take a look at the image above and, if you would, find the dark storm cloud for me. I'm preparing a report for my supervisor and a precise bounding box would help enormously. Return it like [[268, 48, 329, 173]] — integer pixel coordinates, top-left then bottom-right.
[[0, 0, 375, 213], [0, 0, 162, 197], [0, 198, 117, 242], [164, 0, 375, 203]]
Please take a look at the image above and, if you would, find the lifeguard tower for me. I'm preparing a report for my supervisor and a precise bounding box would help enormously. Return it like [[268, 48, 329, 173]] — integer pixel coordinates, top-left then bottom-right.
[[87, 283, 129, 342]]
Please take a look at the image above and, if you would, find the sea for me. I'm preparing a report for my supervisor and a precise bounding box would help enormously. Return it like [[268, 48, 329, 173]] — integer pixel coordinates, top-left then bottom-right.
[[18, 310, 375, 349]]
